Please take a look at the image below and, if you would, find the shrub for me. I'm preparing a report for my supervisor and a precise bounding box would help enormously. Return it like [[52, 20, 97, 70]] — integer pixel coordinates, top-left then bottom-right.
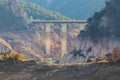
[[0, 55, 3, 61], [105, 47, 120, 63], [15, 53, 26, 61], [46, 58, 56, 64], [0, 52, 26, 62], [112, 47, 120, 63], [4, 53, 15, 62], [4, 53, 13, 59]]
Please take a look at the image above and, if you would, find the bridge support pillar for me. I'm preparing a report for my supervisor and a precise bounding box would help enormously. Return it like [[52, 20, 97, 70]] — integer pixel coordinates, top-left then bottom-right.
[[45, 24, 51, 55], [61, 23, 67, 62]]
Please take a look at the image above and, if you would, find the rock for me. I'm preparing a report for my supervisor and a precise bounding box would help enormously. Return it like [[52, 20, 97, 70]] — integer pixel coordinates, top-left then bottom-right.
[[87, 58, 93, 62], [76, 0, 120, 61]]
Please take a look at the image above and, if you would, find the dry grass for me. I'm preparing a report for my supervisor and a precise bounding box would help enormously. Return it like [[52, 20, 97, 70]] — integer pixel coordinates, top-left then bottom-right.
[[112, 47, 120, 62], [94, 47, 120, 63], [0, 61, 120, 80], [0, 52, 26, 62]]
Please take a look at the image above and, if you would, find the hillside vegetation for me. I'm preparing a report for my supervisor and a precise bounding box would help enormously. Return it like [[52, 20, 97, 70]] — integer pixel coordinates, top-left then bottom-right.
[[20, 2, 70, 20], [20, 0, 105, 19], [78, 0, 120, 40]]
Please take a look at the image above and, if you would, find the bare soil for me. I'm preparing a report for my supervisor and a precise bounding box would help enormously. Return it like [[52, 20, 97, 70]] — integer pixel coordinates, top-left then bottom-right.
[[0, 61, 120, 80]]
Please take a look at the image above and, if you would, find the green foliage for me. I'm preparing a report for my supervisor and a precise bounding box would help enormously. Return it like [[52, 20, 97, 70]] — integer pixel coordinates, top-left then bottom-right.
[[20, 2, 70, 20], [0, 0, 9, 5], [79, 8, 106, 41], [46, 59, 56, 64], [47, 60, 56, 64], [19, 0, 105, 19]]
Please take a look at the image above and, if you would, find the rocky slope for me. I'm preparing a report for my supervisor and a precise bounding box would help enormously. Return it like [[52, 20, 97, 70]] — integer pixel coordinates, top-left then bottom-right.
[[77, 0, 120, 57], [0, 0, 27, 31], [0, 0, 45, 61], [63, 0, 120, 63], [0, 0, 82, 62]]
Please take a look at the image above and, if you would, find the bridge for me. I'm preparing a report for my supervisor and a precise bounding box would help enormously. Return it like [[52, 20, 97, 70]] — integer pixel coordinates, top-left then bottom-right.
[[30, 20, 87, 62], [31, 20, 87, 24]]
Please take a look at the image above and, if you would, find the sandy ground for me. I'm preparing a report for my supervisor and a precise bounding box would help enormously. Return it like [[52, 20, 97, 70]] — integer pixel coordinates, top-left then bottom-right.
[[0, 61, 120, 80]]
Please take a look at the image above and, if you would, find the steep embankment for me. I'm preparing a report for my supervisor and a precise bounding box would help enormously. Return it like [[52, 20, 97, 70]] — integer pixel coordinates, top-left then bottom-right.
[[77, 0, 120, 60], [0, 0, 82, 62], [0, 0, 27, 31], [0, 0, 46, 61], [63, 0, 120, 63]]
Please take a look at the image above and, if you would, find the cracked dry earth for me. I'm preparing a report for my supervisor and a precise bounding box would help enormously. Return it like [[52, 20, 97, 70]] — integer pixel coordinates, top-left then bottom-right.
[[0, 61, 120, 80]]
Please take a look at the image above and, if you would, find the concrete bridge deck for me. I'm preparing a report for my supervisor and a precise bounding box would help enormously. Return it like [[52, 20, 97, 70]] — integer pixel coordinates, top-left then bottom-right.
[[31, 20, 87, 24]]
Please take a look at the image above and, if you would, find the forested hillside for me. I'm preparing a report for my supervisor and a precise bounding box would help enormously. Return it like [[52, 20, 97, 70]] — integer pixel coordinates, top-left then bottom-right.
[[20, 0, 105, 19], [20, 2, 70, 20]]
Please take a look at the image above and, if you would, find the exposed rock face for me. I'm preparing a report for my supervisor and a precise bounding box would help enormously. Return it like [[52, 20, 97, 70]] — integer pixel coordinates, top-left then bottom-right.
[[0, 0, 27, 31], [0, 0, 82, 62], [79, 0, 120, 38], [63, 0, 120, 63], [0, 0, 45, 61], [79, 0, 120, 59], [0, 37, 12, 53]]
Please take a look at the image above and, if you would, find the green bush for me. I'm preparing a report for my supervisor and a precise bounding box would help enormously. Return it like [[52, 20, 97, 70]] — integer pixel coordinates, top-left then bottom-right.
[[46, 59, 56, 64]]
